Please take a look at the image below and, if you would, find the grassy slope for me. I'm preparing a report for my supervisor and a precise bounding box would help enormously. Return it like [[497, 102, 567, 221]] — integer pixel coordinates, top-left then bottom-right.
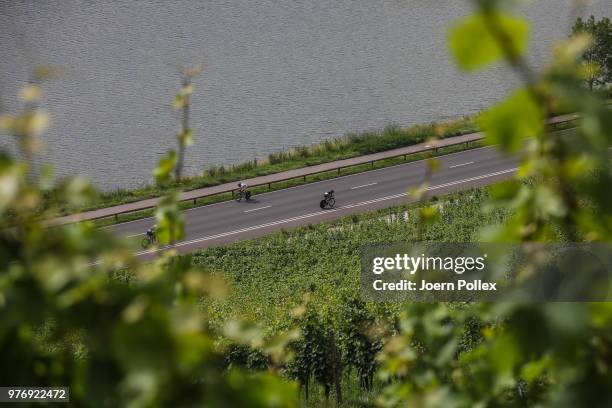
[[192, 186, 510, 331]]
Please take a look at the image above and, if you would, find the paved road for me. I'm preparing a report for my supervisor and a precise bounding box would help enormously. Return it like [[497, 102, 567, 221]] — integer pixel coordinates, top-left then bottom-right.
[[50, 113, 578, 226], [109, 144, 519, 257]]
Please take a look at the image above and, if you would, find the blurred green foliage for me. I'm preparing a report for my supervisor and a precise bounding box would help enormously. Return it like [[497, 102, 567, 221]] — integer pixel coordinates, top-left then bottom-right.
[[173, 65, 201, 182], [0, 81, 297, 407], [375, 0, 612, 406], [1, 0, 611, 406], [449, 12, 529, 72]]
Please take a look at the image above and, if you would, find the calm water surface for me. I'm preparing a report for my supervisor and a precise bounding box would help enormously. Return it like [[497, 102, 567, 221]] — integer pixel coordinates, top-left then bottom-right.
[[1, 0, 609, 190]]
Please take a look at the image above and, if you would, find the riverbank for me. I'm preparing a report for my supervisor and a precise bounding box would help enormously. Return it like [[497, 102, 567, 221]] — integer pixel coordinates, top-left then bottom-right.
[[65, 116, 480, 212]]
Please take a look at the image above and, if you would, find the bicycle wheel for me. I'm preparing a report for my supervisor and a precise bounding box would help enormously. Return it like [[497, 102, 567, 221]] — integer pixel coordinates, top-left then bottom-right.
[[320, 199, 327, 209], [328, 198, 335, 208], [141, 237, 150, 249]]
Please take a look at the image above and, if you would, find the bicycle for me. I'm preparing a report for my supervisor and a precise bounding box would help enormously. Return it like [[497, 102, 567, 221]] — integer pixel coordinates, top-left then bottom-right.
[[141, 233, 158, 249], [236, 189, 252, 202], [320, 190, 336, 209]]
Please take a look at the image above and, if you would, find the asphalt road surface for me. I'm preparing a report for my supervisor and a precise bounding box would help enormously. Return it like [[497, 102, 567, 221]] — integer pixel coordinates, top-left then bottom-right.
[[109, 144, 520, 257]]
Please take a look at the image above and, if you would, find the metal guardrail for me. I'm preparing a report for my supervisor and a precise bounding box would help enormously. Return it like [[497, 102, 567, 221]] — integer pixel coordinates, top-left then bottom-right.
[[49, 113, 579, 226]]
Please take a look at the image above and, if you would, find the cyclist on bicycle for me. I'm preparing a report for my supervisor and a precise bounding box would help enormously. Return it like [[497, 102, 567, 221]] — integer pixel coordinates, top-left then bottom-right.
[[237, 182, 251, 201], [146, 226, 156, 240], [141, 225, 158, 249], [320, 190, 335, 209]]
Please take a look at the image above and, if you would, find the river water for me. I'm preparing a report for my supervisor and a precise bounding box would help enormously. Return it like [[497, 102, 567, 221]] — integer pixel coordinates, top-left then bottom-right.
[[1, 0, 609, 191]]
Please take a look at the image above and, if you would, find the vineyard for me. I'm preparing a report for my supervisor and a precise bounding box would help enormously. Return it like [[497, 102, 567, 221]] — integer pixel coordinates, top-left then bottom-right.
[[193, 186, 511, 405], [195, 187, 506, 329]]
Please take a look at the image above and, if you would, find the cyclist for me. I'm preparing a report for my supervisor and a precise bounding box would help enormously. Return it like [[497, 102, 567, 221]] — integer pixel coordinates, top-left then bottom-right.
[[320, 190, 335, 209], [237, 182, 250, 201], [146, 225, 156, 241], [141, 225, 158, 248]]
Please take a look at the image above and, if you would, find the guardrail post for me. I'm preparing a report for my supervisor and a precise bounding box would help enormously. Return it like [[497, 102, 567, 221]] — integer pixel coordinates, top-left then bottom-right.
[[193, 198, 196, 205], [115, 214, 118, 222], [268, 183, 271, 189], [337, 168, 340, 175], [404, 154, 407, 160], [371, 161, 374, 167], [303, 175, 306, 182]]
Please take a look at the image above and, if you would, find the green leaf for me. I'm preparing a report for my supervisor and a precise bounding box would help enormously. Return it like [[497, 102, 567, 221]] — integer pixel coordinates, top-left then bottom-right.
[[223, 320, 262, 345], [153, 150, 177, 185], [173, 94, 186, 110], [448, 13, 529, 71], [534, 185, 567, 218], [489, 180, 520, 201], [419, 206, 440, 225], [155, 191, 185, 244], [489, 334, 520, 391], [179, 84, 194, 96], [426, 158, 441, 172], [0, 114, 14, 132], [177, 129, 194, 147], [63, 176, 97, 207], [521, 355, 551, 383], [479, 89, 544, 152], [38, 164, 55, 191], [0, 156, 22, 214]]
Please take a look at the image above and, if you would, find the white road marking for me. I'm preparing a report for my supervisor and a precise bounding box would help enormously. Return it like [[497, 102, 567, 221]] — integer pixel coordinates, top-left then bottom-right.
[[351, 182, 378, 190], [244, 205, 272, 213], [450, 161, 474, 168], [427, 167, 516, 191], [127, 233, 145, 238], [132, 167, 517, 256]]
